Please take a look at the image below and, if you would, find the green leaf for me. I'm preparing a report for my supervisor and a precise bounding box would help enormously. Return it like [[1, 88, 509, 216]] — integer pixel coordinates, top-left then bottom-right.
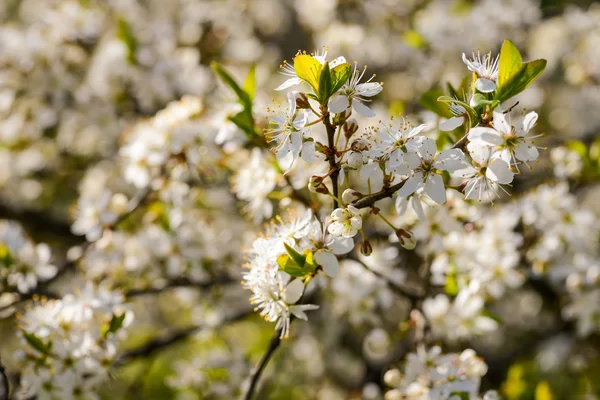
[[104, 313, 127, 337], [0, 245, 13, 268], [228, 111, 255, 138], [420, 89, 453, 118], [330, 62, 351, 95], [494, 40, 547, 103], [306, 93, 319, 101], [116, 18, 137, 64], [294, 55, 322, 92], [437, 96, 479, 127], [449, 392, 470, 400], [403, 30, 427, 49], [447, 75, 471, 99], [211, 62, 252, 110], [566, 140, 588, 160], [277, 246, 317, 278], [23, 332, 51, 355], [243, 64, 256, 101], [284, 243, 306, 268], [318, 62, 332, 105]]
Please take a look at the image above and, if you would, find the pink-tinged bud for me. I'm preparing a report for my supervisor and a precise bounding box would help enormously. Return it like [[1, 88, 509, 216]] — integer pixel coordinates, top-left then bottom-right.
[[308, 175, 324, 193], [344, 118, 359, 138], [296, 93, 310, 109], [342, 188, 362, 204], [396, 229, 416, 250], [360, 240, 373, 256]]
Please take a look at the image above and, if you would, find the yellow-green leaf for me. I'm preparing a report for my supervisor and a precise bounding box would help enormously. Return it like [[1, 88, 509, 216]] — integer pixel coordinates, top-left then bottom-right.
[[294, 55, 322, 92], [243, 64, 256, 101], [495, 40, 546, 103], [330, 62, 351, 95]]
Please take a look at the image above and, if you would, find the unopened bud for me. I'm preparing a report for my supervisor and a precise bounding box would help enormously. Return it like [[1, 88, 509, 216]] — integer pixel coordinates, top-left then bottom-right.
[[342, 188, 362, 204], [296, 93, 310, 109], [308, 175, 324, 193], [396, 229, 416, 250], [360, 240, 373, 256], [315, 185, 330, 194], [383, 369, 402, 387], [333, 108, 351, 124], [347, 151, 364, 169], [344, 118, 359, 138], [351, 138, 369, 152]]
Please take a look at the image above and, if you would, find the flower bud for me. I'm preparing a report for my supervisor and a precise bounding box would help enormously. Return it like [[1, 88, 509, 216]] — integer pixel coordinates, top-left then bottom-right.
[[383, 369, 402, 387], [347, 151, 364, 169], [396, 229, 416, 250], [360, 240, 373, 256], [296, 93, 310, 109], [351, 138, 369, 152], [308, 175, 323, 193], [342, 188, 362, 204], [344, 118, 359, 138]]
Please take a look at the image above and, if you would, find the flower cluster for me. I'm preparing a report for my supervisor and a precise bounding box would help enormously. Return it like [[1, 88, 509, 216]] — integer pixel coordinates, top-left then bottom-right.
[[0, 221, 57, 294], [383, 346, 498, 400], [15, 283, 132, 400]]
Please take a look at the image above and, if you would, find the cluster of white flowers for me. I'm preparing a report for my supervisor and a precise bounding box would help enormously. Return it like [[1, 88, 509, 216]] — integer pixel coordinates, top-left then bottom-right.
[[383, 346, 498, 400], [0, 221, 57, 294], [242, 210, 355, 337], [15, 283, 132, 400]]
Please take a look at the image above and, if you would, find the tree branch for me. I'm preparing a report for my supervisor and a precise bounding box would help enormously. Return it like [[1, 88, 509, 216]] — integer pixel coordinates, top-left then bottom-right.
[[323, 110, 340, 209], [242, 327, 285, 400], [115, 307, 252, 365], [0, 356, 8, 400], [354, 181, 406, 209]]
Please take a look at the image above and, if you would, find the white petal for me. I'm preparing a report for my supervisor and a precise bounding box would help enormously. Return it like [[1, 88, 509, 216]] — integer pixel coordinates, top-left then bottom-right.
[[315, 250, 339, 277], [352, 99, 376, 117], [301, 141, 316, 162], [425, 174, 446, 204], [411, 195, 426, 221], [492, 111, 511, 134], [355, 82, 383, 97], [329, 237, 354, 255], [329, 56, 347, 68], [287, 91, 299, 116], [397, 174, 422, 198], [519, 111, 538, 135], [329, 95, 349, 114], [283, 278, 305, 304], [417, 138, 437, 161], [290, 304, 319, 321], [487, 158, 514, 184], [467, 141, 491, 165], [276, 77, 302, 91], [439, 116, 465, 131], [468, 127, 503, 146], [434, 148, 466, 172], [475, 78, 496, 93]]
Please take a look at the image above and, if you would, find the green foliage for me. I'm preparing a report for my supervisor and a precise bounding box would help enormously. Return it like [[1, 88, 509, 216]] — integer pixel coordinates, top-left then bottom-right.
[[104, 313, 127, 338], [437, 96, 479, 127], [566, 138, 600, 182], [330, 62, 351, 97], [23, 332, 52, 355], [116, 18, 137, 64], [494, 40, 547, 103], [318, 62, 332, 105], [277, 243, 317, 278], [294, 54, 351, 105], [420, 89, 453, 118], [211, 62, 257, 138], [0, 244, 13, 268]]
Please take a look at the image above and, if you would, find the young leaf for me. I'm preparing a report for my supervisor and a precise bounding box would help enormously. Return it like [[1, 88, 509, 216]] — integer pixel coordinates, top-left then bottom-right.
[[318, 62, 332, 104], [229, 111, 255, 138], [0, 245, 13, 268], [494, 40, 547, 103], [437, 96, 479, 127], [104, 313, 127, 337], [23, 332, 50, 355], [420, 89, 452, 118], [211, 62, 252, 110], [243, 64, 256, 101], [330, 62, 351, 96], [294, 55, 322, 93], [284, 242, 306, 268]]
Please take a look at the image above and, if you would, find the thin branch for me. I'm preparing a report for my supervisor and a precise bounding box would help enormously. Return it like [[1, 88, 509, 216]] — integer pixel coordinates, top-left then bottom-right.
[[322, 110, 340, 209], [0, 356, 8, 400], [115, 307, 252, 365], [354, 181, 406, 209], [242, 326, 285, 400]]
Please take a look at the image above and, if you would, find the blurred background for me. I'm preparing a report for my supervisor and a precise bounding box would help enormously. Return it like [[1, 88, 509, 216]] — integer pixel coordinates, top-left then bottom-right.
[[1, 0, 600, 399]]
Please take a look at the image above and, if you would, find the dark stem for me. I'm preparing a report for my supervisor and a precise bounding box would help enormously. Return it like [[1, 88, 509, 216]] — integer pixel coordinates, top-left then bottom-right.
[[0, 357, 8, 400], [354, 181, 406, 209], [322, 110, 339, 209], [243, 329, 283, 400]]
